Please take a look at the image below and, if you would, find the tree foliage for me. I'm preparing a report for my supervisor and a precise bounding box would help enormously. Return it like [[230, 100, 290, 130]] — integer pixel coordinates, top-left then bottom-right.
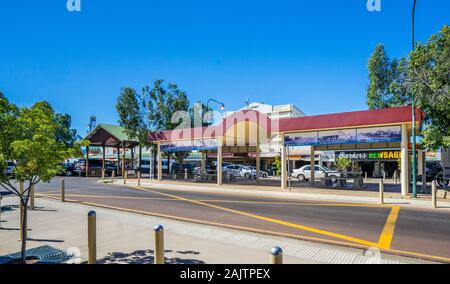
[[366, 25, 450, 149], [0, 93, 81, 263]]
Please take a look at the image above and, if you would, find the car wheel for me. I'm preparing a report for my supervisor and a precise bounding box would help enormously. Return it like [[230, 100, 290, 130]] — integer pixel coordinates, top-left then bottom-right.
[[244, 173, 251, 179], [329, 175, 337, 183], [263, 173, 268, 178], [297, 174, 306, 182], [437, 173, 449, 187]]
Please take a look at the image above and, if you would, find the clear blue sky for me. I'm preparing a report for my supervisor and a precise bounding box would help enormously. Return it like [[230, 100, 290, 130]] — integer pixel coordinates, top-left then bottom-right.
[[0, 0, 448, 135]]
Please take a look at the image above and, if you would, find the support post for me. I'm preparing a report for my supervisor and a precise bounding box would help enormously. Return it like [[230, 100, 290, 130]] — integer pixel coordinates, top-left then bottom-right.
[[432, 180, 437, 209], [0, 195, 2, 229], [122, 144, 126, 178], [310, 146, 315, 186], [102, 145, 106, 179], [184, 168, 188, 180], [281, 135, 287, 190], [87, 211, 97, 264], [111, 170, 115, 183], [217, 139, 223, 186], [401, 123, 409, 197], [256, 143, 260, 182], [154, 225, 164, 264], [270, 246, 283, 264], [60, 179, 65, 202], [138, 145, 142, 186], [116, 146, 121, 176], [365, 172, 368, 182], [157, 142, 162, 181], [138, 171, 141, 186], [124, 170, 127, 185], [379, 179, 384, 205], [86, 146, 90, 177]]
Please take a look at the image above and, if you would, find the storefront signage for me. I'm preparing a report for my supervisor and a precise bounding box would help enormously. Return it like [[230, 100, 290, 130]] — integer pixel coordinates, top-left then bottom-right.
[[335, 150, 401, 161], [285, 126, 402, 147], [160, 139, 218, 152]]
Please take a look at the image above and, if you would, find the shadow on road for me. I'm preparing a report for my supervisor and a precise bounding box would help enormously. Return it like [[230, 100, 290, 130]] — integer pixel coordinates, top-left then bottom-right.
[[96, 249, 205, 264]]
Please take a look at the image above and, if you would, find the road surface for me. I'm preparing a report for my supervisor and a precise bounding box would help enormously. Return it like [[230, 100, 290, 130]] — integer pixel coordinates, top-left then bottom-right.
[[29, 177, 450, 263]]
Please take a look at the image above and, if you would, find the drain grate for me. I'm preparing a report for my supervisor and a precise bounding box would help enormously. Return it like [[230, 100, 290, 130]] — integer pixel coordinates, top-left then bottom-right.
[[0, 245, 75, 264]]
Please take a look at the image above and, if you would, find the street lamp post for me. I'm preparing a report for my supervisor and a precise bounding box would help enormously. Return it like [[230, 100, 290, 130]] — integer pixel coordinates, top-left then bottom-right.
[[411, 0, 418, 198]]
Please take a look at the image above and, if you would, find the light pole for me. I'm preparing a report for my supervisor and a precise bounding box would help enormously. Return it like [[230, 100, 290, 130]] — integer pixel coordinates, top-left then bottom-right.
[[411, 0, 418, 198], [206, 99, 225, 112]]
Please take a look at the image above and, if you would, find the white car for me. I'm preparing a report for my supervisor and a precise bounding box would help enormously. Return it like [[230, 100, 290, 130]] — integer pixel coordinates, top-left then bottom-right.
[[240, 166, 269, 179], [291, 165, 339, 182]]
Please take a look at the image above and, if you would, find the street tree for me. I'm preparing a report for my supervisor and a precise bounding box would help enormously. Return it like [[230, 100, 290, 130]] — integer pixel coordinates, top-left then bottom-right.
[[0, 94, 82, 263], [366, 25, 450, 150]]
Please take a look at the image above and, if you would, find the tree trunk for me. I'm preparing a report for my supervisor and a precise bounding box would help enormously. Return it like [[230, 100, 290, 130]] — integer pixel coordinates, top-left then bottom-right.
[[167, 154, 171, 175], [20, 197, 28, 264]]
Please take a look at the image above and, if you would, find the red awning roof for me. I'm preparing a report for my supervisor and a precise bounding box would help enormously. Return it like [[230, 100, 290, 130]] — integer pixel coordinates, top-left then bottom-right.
[[148, 106, 423, 142]]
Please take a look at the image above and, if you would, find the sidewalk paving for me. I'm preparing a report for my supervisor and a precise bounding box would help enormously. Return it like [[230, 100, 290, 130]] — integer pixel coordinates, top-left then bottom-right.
[[0, 196, 433, 264], [109, 179, 450, 211]]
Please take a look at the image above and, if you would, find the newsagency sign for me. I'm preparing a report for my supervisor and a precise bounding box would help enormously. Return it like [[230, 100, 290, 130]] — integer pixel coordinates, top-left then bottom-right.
[[285, 126, 401, 146], [335, 150, 401, 162]]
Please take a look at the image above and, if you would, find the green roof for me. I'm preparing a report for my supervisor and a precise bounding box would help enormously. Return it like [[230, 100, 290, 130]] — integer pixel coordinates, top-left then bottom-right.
[[85, 124, 139, 147]]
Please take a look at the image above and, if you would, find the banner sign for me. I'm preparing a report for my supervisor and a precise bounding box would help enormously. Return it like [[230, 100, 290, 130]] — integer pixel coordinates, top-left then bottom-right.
[[318, 129, 357, 145], [335, 150, 401, 162], [357, 126, 402, 143], [160, 139, 218, 152], [285, 126, 402, 146]]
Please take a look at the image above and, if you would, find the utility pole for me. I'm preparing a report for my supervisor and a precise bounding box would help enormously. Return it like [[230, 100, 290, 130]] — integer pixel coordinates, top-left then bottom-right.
[[411, 0, 418, 198]]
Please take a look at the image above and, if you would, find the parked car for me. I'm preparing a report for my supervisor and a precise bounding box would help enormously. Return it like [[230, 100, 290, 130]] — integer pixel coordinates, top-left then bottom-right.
[[240, 166, 269, 179], [418, 161, 449, 187], [57, 162, 76, 176], [74, 159, 117, 176], [292, 165, 339, 182], [223, 164, 246, 178], [5, 161, 15, 177]]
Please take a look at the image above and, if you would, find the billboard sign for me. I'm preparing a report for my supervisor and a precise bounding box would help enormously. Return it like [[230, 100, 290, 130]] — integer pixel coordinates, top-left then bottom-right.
[[318, 129, 357, 145], [160, 139, 218, 152], [357, 126, 402, 143], [285, 132, 318, 146]]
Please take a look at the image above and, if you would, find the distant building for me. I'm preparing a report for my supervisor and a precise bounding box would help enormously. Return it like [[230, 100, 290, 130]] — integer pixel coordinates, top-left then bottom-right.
[[225, 102, 306, 119]]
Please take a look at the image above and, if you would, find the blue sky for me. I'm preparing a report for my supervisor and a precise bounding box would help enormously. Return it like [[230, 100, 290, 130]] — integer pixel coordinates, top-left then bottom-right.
[[0, 0, 448, 135]]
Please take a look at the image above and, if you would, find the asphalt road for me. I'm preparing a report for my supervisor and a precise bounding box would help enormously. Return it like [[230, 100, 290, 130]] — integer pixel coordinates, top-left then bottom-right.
[[27, 177, 450, 262]]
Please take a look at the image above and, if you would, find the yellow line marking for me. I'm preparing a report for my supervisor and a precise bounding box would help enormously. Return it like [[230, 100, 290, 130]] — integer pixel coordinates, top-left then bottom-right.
[[37, 193, 450, 263], [130, 186, 379, 248], [377, 206, 401, 250]]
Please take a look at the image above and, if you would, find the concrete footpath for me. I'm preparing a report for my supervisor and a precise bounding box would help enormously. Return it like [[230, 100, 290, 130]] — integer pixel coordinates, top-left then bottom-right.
[[0, 196, 433, 264], [111, 179, 450, 211]]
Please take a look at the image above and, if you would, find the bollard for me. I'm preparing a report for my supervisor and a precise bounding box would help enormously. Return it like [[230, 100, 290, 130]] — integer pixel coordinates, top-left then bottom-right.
[[30, 185, 35, 210], [184, 169, 188, 180], [364, 172, 368, 182], [154, 225, 164, 264], [111, 171, 115, 183], [124, 170, 127, 185], [138, 171, 141, 186], [383, 171, 386, 182], [87, 211, 97, 264], [432, 180, 437, 209], [270, 246, 283, 264], [102, 169, 105, 183], [379, 179, 384, 205], [60, 179, 65, 202]]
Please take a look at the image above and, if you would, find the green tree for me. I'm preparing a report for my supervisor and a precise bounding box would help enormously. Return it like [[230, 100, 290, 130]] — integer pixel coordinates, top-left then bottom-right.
[[367, 44, 410, 109], [408, 25, 450, 149], [336, 157, 351, 172], [367, 25, 450, 150], [116, 87, 152, 175], [0, 94, 82, 263]]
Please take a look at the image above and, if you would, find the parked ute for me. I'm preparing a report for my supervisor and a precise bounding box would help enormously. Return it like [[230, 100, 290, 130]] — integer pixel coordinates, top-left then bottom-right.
[[292, 165, 339, 182]]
